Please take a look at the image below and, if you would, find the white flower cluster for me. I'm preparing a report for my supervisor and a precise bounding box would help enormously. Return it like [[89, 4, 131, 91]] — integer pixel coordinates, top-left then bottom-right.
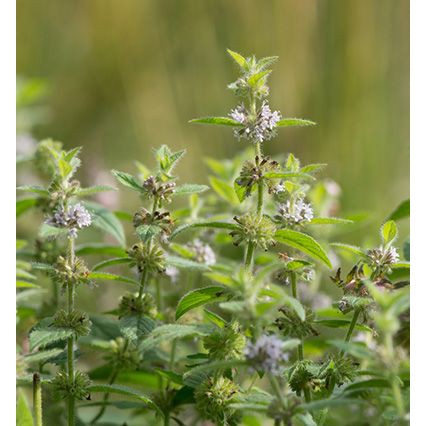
[[186, 239, 216, 266], [230, 101, 282, 143], [277, 198, 314, 226], [366, 246, 399, 269], [46, 203, 92, 238], [244, 334, 289, 375]]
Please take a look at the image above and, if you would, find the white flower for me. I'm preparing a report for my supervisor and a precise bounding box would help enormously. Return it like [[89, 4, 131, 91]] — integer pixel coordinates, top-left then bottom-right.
[[165, 265, 180, 284], [277, 198, 314, 226], [229, 101, 282, 143], [46, 203, 92, 238], [244, 334, 289, 375], [367, 246, 399, 269]]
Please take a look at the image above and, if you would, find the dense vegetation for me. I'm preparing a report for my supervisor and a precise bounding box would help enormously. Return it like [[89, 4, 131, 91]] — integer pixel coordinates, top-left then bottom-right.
[[17, 50, 409, 425]]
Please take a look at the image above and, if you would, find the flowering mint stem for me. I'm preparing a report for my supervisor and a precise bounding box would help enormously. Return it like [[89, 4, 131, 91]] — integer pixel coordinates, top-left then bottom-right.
[[67, 237, 75, 426], [33, 373, 43, 426], [290, 272, 312, 403]]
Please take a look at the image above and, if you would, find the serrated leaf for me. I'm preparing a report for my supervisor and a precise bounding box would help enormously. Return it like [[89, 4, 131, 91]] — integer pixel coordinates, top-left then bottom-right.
[[75, 185, 117, 197], [139, 324, 213, 353], [135, 224, 162, 242], [274, 229, 332, 268], [330, 243, 365, 257], [387, 199, 410, 221], [17, 185, 49, 195], [88, 272, 139, 286], [174, 184, 209, 196], [309, 217, 354, 225], [209, 176, 239, 204], [227, 49, 247, 68], [88, 384, 161, 414], [166, 255, 211, 271], [175, 286, 229, 320], [170, 221, 238, 240], [111, 170, 145, 192], [25, 348, 65, 364], [120, 315, 156, 342], [248, 70, 271, 87], [277, 118, 317, 127], [189, 117, 243, 127], [17, 198, 38, 217], [299, 163, 327, 174], [92, 257, 132, 271], [233, 179, 248, 202], [29, 319, 74, 350], [381, 220, 398, 246]]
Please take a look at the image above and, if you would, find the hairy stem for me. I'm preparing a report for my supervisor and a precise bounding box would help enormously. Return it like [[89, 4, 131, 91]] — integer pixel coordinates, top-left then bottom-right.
[[290, 272, 312, 402], [33, 373, 43, 426], [245, 241, 255, 269], [339, 308, 361, 358], [137, 268, 149, 301], [67, 237, 75, 426]]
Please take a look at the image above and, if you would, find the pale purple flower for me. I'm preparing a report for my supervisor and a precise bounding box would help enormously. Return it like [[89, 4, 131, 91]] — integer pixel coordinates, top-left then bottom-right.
[[230, 101, 282, 143], [46, 203, 92, 238], [165, 265, 180, 284], [277, 198, 314, 226], [244, 334, 289, 375], [367, 246, 399, 269]]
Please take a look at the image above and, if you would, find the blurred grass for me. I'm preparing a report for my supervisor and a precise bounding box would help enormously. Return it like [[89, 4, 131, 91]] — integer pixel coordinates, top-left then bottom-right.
[[17, 0, 409, 231]]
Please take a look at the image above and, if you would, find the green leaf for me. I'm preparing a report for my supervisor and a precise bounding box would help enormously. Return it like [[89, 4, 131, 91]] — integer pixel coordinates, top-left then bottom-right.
[[84, 201, 126, 246], [298, 398, 365, 412], [16, 391, 34, 426], [88, 384, 161, 414], [16, 281, 39, 288], [75, 185, 117, 197], [17, 198, 38, 217], [330, 243, 365, 257], [314, 319, 372, 332], [227, 48, 247, 68], [381, 220, 398, 246], [204, 309, 226, 328], [327, 340, 372, 359], [276, 118, 316, 127], [139, 324, 213, 353], [170, 221, 238, 240], [75, 243, 127, 257], [25, 348, 64, 364], [263, 172, 312, 180], [299, 163, 327, 174], [274, 229, 332, 268], [38, 224, 68, 239], [209, 176, 239, 204], [248, 70, 271, 87], [92, 257, 132, 271], [88, 272, 140, 286], [387, 199, 410, 221], [29, 319, 74, 350], [233, 179, 248, 203], [111, 170, 145, 193], [120, 315, 156, 342], [175, 286, 230, 320], [189, 117, 243, 127], [174, 184, 209, 196], [17, 185, 49, 195], [309, 217, 354, 225], [183, 359, 247, 387], [166, 255, 211, 271], [135, 224, 162, 242]]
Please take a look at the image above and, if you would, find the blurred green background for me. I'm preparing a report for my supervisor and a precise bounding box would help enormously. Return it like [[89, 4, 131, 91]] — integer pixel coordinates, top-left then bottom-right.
[[17, 0, 409, 222]]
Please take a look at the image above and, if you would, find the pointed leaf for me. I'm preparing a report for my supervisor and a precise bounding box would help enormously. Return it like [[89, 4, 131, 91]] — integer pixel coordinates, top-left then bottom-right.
[[276, 118, 316, 127], [189, 117, 243, 127], [274, 229, 331, 268], [174, 184, 209, 196]]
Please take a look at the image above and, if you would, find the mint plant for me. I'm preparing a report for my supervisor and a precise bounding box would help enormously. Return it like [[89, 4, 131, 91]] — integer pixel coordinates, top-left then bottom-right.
[[16, 50, 410, 426]]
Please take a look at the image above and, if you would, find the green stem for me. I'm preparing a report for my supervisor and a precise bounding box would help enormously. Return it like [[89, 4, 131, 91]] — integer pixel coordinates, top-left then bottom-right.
[[245, 241, 255, 269], [257, 179, 264, 216], [33, 373, 43, 426], [137, 268, 149, 301], [339, 308, 361, 358], [67, 238, 75, 426], [269, 374, 286, 410]]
